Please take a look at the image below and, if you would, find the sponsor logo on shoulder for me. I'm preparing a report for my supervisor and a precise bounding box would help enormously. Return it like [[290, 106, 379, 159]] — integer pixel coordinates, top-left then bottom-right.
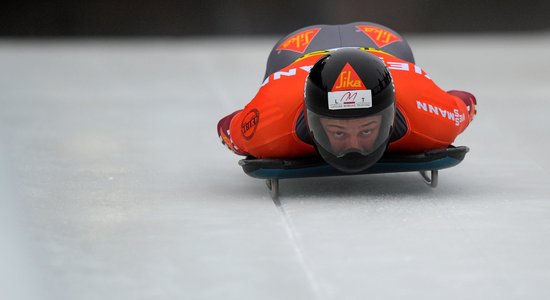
[[276, 28, 321, 53], [356, 25, 401, 48], [241, 109, 260, 140]]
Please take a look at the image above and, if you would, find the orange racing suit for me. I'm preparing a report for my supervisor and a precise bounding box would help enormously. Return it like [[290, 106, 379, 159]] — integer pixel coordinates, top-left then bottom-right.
[[217, 48, 476, 159]]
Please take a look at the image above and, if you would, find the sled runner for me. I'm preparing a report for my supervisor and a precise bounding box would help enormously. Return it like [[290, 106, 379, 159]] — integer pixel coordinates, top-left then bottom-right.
[[239, 146, 469, 199]]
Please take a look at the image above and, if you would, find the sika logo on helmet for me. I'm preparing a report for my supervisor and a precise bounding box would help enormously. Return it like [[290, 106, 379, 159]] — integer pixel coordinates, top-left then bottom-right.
[[276, 28, 321, 53], [356, 25, 401, 48], [328, 63, 372, 111], [331, 63, 366, 91]]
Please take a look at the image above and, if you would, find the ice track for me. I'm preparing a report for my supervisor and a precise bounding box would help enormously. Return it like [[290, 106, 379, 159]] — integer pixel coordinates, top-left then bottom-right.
[[1, 34, 550, 299]]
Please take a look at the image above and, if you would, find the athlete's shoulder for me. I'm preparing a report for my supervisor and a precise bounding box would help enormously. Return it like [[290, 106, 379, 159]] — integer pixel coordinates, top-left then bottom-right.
[[264, 21, 414, 79], [363, 48, 432, 84], [341, 22, 415, 63], [260, 52, 324, 89]]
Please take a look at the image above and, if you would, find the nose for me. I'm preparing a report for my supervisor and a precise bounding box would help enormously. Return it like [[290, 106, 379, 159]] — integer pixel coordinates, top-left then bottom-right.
[[347, 136, 361, 149]]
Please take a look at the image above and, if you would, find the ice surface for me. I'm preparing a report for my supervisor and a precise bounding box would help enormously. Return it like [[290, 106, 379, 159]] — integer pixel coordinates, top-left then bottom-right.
[[1, 34, 550, 299]]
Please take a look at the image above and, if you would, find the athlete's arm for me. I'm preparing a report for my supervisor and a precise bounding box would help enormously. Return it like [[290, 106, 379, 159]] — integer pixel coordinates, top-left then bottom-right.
[[379, 50, 476, 151], [217, 110, 247, 156], [447, 90, 477, 124]]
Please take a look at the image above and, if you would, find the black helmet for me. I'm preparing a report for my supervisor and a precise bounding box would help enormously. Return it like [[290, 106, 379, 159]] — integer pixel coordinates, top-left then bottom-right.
[[304, 48, 395, 173]]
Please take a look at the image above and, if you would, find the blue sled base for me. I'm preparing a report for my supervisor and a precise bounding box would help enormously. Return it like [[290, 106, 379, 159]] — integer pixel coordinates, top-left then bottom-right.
[[239, 146, 469, 180], [238, 146, 469, 199]]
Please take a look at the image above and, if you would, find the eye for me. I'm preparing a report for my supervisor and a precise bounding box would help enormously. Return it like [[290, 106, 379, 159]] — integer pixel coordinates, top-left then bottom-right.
[[361, 129, 372, 136], [333, 131, 346, 139]]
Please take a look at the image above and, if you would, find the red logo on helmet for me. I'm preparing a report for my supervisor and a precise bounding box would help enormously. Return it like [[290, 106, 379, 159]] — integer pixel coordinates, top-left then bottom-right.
[[356, 25, 401, 48], [331, 63, 366, 92], [276, 28, 321, 53]]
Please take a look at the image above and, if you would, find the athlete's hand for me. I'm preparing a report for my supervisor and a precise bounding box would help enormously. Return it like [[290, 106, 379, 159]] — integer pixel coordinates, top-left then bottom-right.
[[217, 110, 247, 156], [448, 90, 477, 121]]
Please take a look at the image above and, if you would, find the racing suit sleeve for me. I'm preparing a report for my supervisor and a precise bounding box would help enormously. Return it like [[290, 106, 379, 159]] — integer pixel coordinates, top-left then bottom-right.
[[384, 52, 477, 152], [217, 109, 247, 156], [447, 90, 477, 124]]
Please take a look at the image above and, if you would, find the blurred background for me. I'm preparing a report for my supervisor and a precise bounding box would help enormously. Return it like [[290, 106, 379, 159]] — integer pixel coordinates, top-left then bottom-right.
[[2, 2, 550, 300], [2, 0, 550, 37]]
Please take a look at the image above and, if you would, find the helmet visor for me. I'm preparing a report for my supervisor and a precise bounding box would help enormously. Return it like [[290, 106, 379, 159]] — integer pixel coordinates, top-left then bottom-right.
[[307, 106, 394, 158]]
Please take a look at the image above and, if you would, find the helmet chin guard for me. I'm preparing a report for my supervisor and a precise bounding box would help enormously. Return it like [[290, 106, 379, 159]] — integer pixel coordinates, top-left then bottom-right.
[[315, 136, 390, 173]]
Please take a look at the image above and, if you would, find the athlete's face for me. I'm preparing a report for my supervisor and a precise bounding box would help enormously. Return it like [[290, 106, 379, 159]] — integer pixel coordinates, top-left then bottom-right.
[[320, 115, 382, 156]]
